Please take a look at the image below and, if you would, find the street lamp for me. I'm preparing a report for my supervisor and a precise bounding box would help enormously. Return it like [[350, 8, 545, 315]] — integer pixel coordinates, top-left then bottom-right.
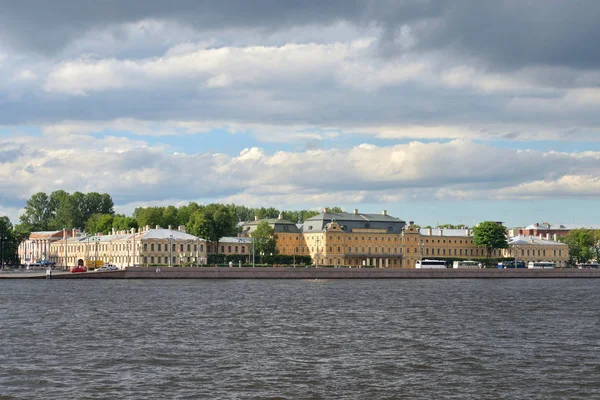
[[315, 237, 320, 268], [93, 236, 101, 269], [169, 234, 173, 268], [0, 233, 8, 268]]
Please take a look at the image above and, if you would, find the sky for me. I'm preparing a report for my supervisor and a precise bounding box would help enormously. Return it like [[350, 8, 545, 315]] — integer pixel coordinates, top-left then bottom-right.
[[1, 0, 600, 228]]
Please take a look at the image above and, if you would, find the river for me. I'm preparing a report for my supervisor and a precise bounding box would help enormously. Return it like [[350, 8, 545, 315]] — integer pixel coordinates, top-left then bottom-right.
[[1, 279, 599, 399]]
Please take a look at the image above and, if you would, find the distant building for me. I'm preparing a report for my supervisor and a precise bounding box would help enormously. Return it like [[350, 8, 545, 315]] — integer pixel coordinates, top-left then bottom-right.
[[45, 225, 206, 268], [501, 235, 569, 268], [519, 222, 600, 238], [241, 208, 406, 267]]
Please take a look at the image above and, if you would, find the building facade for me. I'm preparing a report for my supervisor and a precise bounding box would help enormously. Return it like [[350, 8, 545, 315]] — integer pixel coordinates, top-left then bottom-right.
[[46, 226, 207, 268], [518, 222, 600, 238], [242, 208, 406, 267], [401, 222, 569, 268]]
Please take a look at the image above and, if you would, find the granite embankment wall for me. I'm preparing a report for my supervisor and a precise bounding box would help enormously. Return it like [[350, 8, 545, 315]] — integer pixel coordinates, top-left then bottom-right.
[[42, 267, 600, 279]]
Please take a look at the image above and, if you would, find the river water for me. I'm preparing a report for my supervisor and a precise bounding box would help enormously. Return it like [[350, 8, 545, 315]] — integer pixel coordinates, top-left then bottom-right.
[[1, 279, 599, 399]]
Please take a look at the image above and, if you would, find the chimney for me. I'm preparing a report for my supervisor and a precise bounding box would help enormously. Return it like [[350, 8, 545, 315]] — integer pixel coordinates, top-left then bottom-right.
[[409, 221, 414, 225], [535, 223, 539, 227], [111, 228, 115, 235], [428, 228, 432, 236], [323, 207, 328, 213], [354, 208, 358, 214], [553, 233, 557, 241], [278, 214, 282, 220], [145, 225, 150, 232], [546, 233, 550, 240], [466, 228, 470, 236], [255, 215, 258, 221], [382, 210, 387, 216], [131, 228, 136, 234], [168, 225, 172, 230], [72, 228, 76, 238], [539, 234, 543, 240], [178, 225, 186, 232], [156, 225, 161, 230]]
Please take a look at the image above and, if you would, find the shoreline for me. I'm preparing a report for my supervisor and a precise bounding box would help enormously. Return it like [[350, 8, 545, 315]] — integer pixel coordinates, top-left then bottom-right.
[[3, 267, 600, 279]]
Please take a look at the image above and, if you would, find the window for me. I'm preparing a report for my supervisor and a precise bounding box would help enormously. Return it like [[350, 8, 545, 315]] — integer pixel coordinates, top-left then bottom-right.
[[144, 243, 148, 251], [426, 248, 429, 255], [180, 244, 184, 252], [329, 246, 332, 252], [200, 244, 204, 252], [228, 246, 232, 253], [151, 244, 155, 251], [242, 247, 245, 253], [158, 243, 162, 251], [443, 249, 446, 255], [338, 236, 341, 240], [338, 246, 341, 252], [221, 246, 224, 253], [151, 256, 154, 263], [235, 246, 238, 253], [172, 244, 176, 251], [187, 244, 191, 252]]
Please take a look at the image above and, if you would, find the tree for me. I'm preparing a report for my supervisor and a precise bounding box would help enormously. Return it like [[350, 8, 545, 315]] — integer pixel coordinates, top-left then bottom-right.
[[112, 215, 138, 232], [559, 229, 595, 265], [473, 221, 508, 259], [0, 216, 17, 265], [251, 221, 278, 263], [19, 192, 54, 231], [188, 204, 237, 254], [85, 213, 114, 235]]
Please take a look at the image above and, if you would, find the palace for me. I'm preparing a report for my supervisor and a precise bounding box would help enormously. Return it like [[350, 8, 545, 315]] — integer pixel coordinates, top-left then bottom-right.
[[18, 208, 570, 268]]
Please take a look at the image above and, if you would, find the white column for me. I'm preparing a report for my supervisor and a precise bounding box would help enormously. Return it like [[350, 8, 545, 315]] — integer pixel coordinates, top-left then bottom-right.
[[385, 258, 389, 268]]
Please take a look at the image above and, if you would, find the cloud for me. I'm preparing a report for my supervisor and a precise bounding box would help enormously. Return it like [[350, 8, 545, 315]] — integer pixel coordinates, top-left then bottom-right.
[[3, 134, 600, 217]]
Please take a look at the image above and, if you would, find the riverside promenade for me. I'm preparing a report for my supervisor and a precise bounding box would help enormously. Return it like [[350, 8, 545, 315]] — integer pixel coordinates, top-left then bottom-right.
[[3, 267, 600, 279]]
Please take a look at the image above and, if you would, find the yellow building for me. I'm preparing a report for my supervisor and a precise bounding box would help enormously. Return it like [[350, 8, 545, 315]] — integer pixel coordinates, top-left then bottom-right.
[[401, 222, 569, 268], [243, 209, 406, 267]]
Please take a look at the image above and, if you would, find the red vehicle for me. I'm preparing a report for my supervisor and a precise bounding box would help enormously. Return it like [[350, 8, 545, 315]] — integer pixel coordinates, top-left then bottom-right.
[[70, 265, 87, 273]]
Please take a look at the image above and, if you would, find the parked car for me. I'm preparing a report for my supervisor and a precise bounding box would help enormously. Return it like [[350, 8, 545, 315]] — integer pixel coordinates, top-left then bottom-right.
[[96, 264, 119, 272], [70, 265, 87, 273]]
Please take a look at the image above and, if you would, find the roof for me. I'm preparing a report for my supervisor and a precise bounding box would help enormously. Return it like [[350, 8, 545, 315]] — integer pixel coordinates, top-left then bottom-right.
[[508, 235, 567, 246], [54, 229, 202, 243], [137, 229, 200, 241], [300, 211, 405, 233], [419, 228, 472, 237], [242, 218, 302, 234], [28, 230, 65, 239], [523, 223, 600, 231], [218, 237, 252, 244]]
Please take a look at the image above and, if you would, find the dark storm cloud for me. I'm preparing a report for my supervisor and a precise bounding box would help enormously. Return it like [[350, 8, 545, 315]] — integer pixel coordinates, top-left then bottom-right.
[[1, 0, 599, 71]]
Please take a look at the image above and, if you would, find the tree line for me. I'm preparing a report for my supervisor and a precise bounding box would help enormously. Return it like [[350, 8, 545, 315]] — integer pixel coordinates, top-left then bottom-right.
[[5, 191, 347, 258]]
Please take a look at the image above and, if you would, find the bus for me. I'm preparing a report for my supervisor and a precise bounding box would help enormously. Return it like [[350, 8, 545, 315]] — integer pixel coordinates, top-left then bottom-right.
[[497, 261, 526, 269], [527, 261, 555, 269], [453, 260, 482, 269], [415, 259, 447, 269], [576, 263, 600, 269]]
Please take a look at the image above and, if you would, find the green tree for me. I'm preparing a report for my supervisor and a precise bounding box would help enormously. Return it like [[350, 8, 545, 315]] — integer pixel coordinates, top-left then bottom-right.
[[85, 213, 114, 235], [559, 229, 595, 265], [112, 215, 138, 232], [134, 206, 166, 228], [251, 221, 278, 263], [188, 204, 237, 254], [0, 216, 17, 265], [19, 192, 54, 231], [473, 221, 508, 259]]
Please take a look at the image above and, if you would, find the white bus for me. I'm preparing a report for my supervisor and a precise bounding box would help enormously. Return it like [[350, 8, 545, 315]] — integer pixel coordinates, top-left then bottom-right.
[[452, 260, 482, 269], [527, 261, 555, 269], [415, 259, 447, 269]]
